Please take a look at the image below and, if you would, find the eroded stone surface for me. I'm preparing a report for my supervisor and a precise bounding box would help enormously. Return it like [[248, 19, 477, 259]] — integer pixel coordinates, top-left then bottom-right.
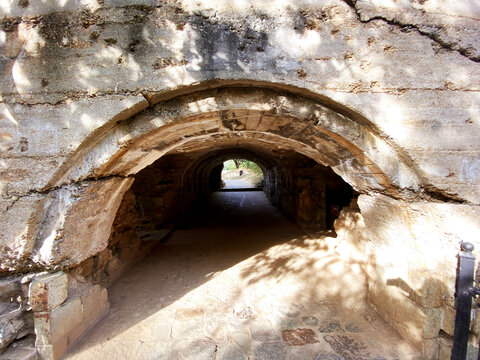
[[33, 281, 109, 360], [31, 177, 134, 268], [29, 271, 67, 312], [0, 274, 35, 352]]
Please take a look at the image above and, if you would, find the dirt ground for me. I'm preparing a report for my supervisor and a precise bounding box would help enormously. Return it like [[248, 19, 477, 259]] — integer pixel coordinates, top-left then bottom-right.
[[65, 192, 420, 360]]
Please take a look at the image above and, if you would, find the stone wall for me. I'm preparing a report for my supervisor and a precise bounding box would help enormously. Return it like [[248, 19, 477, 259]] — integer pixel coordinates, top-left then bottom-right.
[[31, 272, 109, 360], [0, 0, 479, 358], [70, 188, 155, 289], [281, 155, 353, 231], [132, 154, 195, 233], [333, 197, 480, 358], [360, 194, 480, 358], [0, 274, 35, 358]]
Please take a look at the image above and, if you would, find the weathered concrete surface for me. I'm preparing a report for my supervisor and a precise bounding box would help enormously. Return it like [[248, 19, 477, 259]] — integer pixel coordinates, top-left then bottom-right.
[[31, 177, 134, 268], [0, 0, 479, 272], [351, 0, 480, 62], [0, 0, 479, 358], [0, 0, 479, 201], [0, 96, 147, 195], [0, 177, 134, 273], [0, 194, 43, 272]]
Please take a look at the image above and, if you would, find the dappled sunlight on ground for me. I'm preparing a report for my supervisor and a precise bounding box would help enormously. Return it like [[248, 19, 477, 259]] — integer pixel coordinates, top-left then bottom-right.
[[66, 192, 419, 359]]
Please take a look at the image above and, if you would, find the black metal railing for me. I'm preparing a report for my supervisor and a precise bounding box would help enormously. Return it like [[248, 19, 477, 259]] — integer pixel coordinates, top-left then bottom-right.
[[452, 242, 480, 360]]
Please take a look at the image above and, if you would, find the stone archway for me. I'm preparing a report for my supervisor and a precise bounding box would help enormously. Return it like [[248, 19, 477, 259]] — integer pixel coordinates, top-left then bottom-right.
[[47, 84, 422, 195], [26, 83, 454, 359], [31, 84, 425, 269]]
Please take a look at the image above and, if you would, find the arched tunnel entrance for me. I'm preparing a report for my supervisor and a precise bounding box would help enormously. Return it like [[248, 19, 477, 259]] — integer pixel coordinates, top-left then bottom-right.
[[65, 142, 417, 359], [32, 85, 429, 359]]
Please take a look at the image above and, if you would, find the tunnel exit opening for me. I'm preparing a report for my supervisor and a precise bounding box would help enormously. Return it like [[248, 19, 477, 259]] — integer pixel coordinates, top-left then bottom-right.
[[211, 159, 265, 191]]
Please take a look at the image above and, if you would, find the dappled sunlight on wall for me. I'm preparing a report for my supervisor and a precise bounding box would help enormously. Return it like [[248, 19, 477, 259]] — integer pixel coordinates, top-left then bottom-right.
[[0, 0, 480, 357], [66, 199, 418, 359]]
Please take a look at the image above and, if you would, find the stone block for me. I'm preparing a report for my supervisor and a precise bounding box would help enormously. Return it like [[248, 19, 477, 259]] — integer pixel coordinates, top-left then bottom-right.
[[443, 306, 455, 336], [49, 298, 83, 344], [33, 311, 53, 346], [33, 283, 109, 360], [369, 278, 442, 348], [408, 269, 445, 309], [391, 296, 426, 349], [438, 336, 453, 360], [65, 299, 109, 350], [34, 297, 82, 346], [422, 338, 438, 360], [80, 285, 108, 320], [467, 340, 480, 360], [423, 308, 442, 339], [36, 338, 68, 360], [438, 334, 480, 360], [471, 309, 480, 336], [29, 272, 68, 312]]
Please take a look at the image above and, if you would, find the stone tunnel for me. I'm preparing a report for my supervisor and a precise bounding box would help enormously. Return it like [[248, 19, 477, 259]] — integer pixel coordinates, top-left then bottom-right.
[[1, 1, 480, 359]]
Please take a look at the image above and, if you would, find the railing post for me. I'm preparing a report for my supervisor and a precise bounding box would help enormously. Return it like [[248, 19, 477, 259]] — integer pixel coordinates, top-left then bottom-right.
[[451, 242, 476, 360]]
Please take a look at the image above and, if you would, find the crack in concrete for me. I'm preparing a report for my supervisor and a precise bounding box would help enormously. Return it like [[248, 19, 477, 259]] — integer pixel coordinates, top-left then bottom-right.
[[5, 195, 22, 212], [3, 85, 479, 107], [368, 186, 473, 205], [419, 185, 472, 204], [1, 89, 147, 106], [2, 174, 133, 208], [343, 0, 480, 63]]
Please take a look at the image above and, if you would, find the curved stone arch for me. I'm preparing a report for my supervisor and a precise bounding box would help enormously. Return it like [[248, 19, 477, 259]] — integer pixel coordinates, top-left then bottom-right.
[[31, 83, 429, 268], [48, 86, 423, 197]]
